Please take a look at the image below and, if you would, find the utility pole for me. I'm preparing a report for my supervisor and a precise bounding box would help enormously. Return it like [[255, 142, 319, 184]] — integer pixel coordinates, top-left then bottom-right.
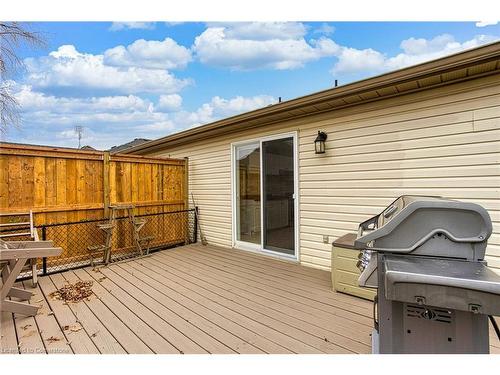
[[74, 125, 83, 149]]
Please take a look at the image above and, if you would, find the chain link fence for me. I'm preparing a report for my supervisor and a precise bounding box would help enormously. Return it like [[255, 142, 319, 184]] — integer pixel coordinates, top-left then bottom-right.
[[15, 208, 197, 278]]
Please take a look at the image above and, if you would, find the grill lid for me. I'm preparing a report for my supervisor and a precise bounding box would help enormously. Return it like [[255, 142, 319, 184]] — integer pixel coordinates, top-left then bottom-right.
[[354, 195, 492, 260]]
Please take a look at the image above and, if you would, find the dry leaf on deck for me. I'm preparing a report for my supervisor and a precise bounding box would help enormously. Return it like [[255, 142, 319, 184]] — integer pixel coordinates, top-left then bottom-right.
[[49, 281, 93, 303], [22, 330, 35, 338]]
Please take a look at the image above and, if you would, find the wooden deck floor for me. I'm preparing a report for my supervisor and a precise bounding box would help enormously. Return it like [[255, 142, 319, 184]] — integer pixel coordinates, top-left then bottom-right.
[[2, 243, 499, 354]]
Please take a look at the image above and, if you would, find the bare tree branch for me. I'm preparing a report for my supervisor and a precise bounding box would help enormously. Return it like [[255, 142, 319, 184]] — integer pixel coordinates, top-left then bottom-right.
[[0, 82, 20, 132], [0, 22, 46, 134]]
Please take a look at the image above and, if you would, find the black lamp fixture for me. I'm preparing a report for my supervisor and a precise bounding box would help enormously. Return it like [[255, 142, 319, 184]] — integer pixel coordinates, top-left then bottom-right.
[[314, 131, 327, 154]]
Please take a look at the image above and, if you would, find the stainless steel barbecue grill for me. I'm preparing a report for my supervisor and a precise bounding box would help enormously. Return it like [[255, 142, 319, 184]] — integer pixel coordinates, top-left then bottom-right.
[[354, 195, 500, 354]]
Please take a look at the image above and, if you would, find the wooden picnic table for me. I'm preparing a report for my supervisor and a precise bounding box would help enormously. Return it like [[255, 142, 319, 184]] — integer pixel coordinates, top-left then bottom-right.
[[1, 241, 62, 316]]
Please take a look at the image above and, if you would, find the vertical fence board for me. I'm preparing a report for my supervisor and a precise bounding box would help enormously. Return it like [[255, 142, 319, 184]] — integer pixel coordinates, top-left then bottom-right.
[[0, 156, 8, 210], [131, 162, 140, 213], [55, 159, 68, 253], [33, 157, 46, 225], [103, 152, 110, 219], [45, 158, 57, 209], [21, 156, 35, 208], [109, 160, 116, 205], [8, 156, 22, 208]]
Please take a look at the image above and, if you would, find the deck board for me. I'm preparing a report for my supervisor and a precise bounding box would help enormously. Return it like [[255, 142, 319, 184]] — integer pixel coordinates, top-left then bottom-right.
[[58, 272, 126, 354], [1, 312, 18, 354], [70, 269, 179, 354], [156, 250, 372, 333], [12, 282, 45, 354], [133, 257, 355, 353], [70, 269, 156, 354], [84, 267, 219, 354], [102, 265, 250, 353], [122, 259, 306, 353], [23, 280, 72, 354], [135, 255, 370, 352], [38, 275, 100, 354], [172, 246, 371, 316], [140, 253, 368, 352], [111, 263, 273, 353], [1, 243, 499, 354]]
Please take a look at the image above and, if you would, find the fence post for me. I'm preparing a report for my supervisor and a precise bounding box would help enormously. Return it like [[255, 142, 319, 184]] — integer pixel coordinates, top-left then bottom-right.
[[183, 157, 189, 244], [103, 151, 111, 219], [183, 157, 189, 209], [194, 207, 199, 243], [42, 226, 47, 275]]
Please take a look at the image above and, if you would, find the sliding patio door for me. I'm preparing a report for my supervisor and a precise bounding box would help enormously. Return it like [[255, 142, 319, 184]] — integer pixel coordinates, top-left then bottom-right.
[[262, 137, 295, 255], [234, 134, 297, 258]]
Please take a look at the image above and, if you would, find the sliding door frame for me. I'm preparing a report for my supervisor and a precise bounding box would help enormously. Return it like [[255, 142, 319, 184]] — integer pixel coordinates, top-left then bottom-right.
[[230, 131, 299, 262]]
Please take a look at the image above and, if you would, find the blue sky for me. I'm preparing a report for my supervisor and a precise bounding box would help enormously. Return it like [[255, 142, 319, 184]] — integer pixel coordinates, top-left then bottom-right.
[[3, 21, 500, 149]]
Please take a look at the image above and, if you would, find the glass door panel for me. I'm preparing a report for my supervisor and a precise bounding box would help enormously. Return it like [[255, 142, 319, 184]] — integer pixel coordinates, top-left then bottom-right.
[[262, 137, 295, 255], [235, 143, 261, 245]]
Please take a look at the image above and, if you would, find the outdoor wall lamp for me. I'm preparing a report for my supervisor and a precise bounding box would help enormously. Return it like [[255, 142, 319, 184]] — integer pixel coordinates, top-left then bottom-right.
[[314, 131, 327, 154]]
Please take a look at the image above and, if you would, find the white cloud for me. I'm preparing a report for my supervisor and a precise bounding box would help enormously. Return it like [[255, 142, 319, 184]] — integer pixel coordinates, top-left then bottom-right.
[[134, 121, 176, 132], [24, 45, 191, 94], [476, 21, 498, 27], [56, 129, 81, 139], [313, 23, 335, 36], [210, 22, 308, 41], [156, 94, 183, 111], [164, 22, 185, 27], [193, 23, 338, 70], [7, 81, 275, 150], [11, 83, 166, 131], [15, 84, 151, 113], [207, 95, 276, 117], [103, 38, 192, 70], [399, 34, 456, 55], [172, 94, 276, 127], [192, 24, 498, 75], [331, 34, 500, 75], [386, 34, 499, 70], [109, 22, 156, 31], [332, 47, 386, 74]]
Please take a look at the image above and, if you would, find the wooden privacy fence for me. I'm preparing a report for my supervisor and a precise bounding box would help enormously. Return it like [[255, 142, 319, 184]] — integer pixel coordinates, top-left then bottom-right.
[[0, 142, 189, 269]]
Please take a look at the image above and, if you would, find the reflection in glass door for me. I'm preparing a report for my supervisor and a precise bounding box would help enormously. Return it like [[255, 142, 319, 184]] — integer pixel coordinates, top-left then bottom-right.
[[234, 134, 296, 258], [235, 143, 261, 245], [262, 137, 295, 255]]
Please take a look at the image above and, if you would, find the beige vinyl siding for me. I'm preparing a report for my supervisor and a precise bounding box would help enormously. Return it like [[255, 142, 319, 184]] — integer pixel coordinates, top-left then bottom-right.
[[153, 74, 500, 272]]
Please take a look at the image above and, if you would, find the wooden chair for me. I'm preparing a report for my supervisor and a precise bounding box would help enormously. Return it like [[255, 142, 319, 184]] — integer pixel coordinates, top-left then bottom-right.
[[1, 240, 62, 316]]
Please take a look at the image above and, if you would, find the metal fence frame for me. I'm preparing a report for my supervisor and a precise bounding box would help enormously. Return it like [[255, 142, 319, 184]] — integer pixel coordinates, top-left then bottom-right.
[[14, 208, 198, 278]]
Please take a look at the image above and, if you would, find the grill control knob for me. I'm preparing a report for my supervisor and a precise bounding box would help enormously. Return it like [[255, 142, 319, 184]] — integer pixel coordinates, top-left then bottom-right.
[[422, 308, 436, 320]]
